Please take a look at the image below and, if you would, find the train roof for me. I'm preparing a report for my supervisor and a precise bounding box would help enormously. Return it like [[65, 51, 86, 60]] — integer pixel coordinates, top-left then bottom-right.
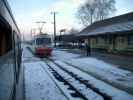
[[0, 0, 20, 34]]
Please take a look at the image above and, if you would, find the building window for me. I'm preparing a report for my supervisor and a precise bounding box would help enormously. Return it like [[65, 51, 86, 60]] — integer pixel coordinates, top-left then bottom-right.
[[128, 35, 133, 45], [119, 37, 125, 43]]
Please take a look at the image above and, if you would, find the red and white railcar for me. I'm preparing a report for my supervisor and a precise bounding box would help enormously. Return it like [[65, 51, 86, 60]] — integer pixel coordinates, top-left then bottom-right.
[[33, 34, 53, 57]]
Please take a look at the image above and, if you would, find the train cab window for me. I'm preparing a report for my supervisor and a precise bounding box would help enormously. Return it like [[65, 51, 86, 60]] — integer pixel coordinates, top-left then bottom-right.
[[0, 26, 12, 56]]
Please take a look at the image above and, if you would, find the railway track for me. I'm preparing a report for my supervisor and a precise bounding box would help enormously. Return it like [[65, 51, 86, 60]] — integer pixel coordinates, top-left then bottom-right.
[[42, 59, 112, 100], [46, 63, 88, 100]]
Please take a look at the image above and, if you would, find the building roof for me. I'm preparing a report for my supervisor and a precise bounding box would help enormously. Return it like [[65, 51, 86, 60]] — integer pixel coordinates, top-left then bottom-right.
[[78, 12, 133, 36]]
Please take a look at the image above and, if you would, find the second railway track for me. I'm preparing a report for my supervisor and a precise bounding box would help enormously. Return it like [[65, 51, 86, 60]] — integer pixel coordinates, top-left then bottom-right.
[[41, 59, 112, 100]]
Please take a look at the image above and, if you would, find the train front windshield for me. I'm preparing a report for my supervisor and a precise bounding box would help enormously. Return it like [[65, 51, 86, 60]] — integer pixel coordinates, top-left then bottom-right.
[[36, 38, 51, 46]]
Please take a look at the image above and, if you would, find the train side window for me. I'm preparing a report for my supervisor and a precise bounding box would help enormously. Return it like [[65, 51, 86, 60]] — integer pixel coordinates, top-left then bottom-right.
[[0, 27, 12, 56]]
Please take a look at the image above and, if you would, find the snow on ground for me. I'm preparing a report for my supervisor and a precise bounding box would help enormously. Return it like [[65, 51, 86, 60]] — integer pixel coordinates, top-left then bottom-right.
[[24, 62, 67, 100], [66, 58, 133, 91], [51, 50, 133, 93], [22, 44, 40, 63], [52, 49, 80, 60], [23, 45, 67, 100], [55, 61, 133, 100], [22, 45, 133, 100], [22, 44, 34, 59]]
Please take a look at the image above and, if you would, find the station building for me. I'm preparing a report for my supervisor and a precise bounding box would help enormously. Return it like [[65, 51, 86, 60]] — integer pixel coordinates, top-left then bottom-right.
[[77, 12, 133, 54]]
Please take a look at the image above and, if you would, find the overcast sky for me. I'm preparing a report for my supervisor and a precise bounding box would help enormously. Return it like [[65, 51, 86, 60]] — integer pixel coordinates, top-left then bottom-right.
[[8, 0, 133, 40]]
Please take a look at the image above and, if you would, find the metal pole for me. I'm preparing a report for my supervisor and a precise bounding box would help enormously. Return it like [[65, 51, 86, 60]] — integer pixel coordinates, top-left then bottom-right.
[[51, 12, 58, 47], [53, 12, 56, 47]]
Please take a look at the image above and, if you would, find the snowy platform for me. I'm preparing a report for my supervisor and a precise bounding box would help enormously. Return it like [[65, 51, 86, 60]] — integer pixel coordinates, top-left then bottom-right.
[[24, 62, 67, 100], [22, 45, 67, 100]]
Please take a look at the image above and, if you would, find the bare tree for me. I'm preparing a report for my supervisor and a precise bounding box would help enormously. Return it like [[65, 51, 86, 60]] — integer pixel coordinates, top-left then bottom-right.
[[96, 0, 116, 20], [76, 0, 116, 26], [77, 2, 97, 26]]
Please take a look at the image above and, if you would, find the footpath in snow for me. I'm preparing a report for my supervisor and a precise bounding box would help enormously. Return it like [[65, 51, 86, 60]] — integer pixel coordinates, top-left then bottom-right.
[[52, 50, 133, 94], [22, 46, 67, 100]]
